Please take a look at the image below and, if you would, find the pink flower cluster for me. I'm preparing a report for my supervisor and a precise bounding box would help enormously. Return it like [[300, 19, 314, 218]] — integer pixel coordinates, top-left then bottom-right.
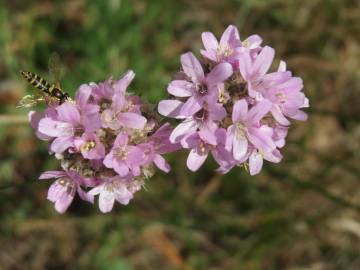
[[158, 25, 309, 175], [30, 71, 179, 213], [27, 25, 309, 214]]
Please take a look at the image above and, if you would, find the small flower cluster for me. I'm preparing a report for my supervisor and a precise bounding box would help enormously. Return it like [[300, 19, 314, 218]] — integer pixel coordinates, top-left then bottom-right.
[[30, 71, 179, 213], [158, 25, 309, 175]]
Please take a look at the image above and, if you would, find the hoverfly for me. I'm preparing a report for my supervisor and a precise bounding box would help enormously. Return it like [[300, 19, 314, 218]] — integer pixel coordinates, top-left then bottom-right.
[[17, 53, 70, 108]]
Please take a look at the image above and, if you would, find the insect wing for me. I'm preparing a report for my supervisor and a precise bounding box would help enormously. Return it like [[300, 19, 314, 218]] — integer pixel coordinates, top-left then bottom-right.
[[48, 52, 64, 88]]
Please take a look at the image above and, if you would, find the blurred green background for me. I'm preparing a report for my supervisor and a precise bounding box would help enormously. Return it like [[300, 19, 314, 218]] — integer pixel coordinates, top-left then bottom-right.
[[1, 0, 360, 269]]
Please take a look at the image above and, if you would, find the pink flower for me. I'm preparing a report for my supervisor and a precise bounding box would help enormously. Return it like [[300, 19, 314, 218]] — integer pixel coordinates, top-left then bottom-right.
[[139, 123, 181, 173], [91, 70, 135, 102], [39, 170, 94, 214], [29, 111, 51, 141], [225, 99, 275, 161], [101, 89, 147, 130], [248, 147, 282, 176], [37, 100, 101, 154], [238, 46, 275, 99], [88, 176, 141, 213], [201, 25, 263, 64], [157, 25, 309, 176], [169, 103, 226, 144], [256, 62, 309, 125], [201, 25, 242, 63], [74, 132, 106, 160], [27, 25, 311, 213], [181, 129, 233, 172], [273, 124, 288, 148], [103, 132, 144, 177], [160, 52, 232, 118], [149, 123, 181, 154], [75, 84, 100, 116], [29, 69, 183, 213]]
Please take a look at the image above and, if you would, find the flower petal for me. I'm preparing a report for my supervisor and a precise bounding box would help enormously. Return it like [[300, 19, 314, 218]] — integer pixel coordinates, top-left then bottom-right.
[[179, 96, 202, 117], [54, 192, 74, 214], [232, 99, 248, 122], [202, 31, 219, 51], [249, 151, 263, 175], [200, 49, 217, 62], [114, 132, 128, 147], [253, 46, 275, 77], [114, 70, 135, 94], [167, 80, 193, 97], [225, 125, 235, 151], [291, 110, 308, 121], [220, 25, 240, 46], [170, 119, 198, 143], [103, 152, 115, 168], [233, 136, 248, 161], [277, 60, 287, 72], [56, 102, 81, 124], [247, 127, 276, 152], [153, 154, 171, 173], [181, 52, 204, 83], [99, 190, 115, 213], [199, 122, 217, 145], [75, 84, 92, 108], [181, 132, 200, 148], [206, 62, 233, 86], [118, 112, 147, 129], [88, 185, 104, 196], [186, 148, 208, 172], [38, 118, 74, 137], [244, 34, 262, 49], [113, 161, 130, 177], [114, 185, 133, 205], [28, 111, 44, 129], [238, 52, 253, 81], [77, 186, 94, 203], [271, 106, 290, 126], [157, 100, 185, 119], [246, 99, 272, 123], [50, 136, 74, 153], [39, 170, 66, 180]]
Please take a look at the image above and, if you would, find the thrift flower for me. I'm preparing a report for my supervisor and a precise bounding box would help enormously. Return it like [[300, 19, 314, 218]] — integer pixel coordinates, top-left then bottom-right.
[[88, 177, 142, 213], [39, 170, 94, 213], [225, 99, 275, 161], [103, 132, 144, 177], [163, 52, 233, 117], [74, 132, 105, 160], [181, 129, 233, 172], [158, 24, 309, 176], [29, 70, 179, 213]]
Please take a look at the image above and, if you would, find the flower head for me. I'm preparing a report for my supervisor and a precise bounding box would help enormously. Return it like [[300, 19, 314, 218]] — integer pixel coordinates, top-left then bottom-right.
[[158, 25, 309, 176], [30, 70, 179, 213]]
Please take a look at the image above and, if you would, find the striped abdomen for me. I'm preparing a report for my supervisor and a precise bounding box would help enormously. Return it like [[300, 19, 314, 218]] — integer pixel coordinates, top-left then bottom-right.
[[20, 70, 69, 103]]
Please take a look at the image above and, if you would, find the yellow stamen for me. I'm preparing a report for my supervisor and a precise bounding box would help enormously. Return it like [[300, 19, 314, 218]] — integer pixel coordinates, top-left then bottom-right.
[[115, 147, 128, 160], [217, 44, 233, 57], [199, 141, 206, 153], [81, 140, 96, 152]]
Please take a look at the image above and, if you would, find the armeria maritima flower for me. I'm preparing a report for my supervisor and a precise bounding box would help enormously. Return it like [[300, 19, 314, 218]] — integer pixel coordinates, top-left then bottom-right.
[[158, 25, 309, 175], [30, 70, 180, 213]]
